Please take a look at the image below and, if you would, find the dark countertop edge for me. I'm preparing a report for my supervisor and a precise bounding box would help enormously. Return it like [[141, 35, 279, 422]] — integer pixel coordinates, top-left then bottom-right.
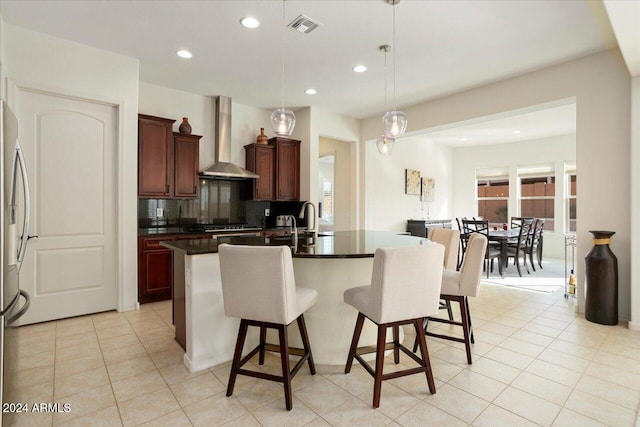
[[160, 239, 374, 258], [138, 226, 294, 237], [139, 228, 203, 237], [159, 231, 424, 258]]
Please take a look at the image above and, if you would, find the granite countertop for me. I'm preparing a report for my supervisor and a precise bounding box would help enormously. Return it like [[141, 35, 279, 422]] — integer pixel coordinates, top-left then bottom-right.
[[138, 227, 193, 236], [160, 230, 428, 258]]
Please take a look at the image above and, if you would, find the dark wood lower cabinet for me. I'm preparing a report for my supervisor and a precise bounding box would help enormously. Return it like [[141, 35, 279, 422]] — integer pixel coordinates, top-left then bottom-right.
[[138, 237, 174, 304], [138, 234, 210, 304]]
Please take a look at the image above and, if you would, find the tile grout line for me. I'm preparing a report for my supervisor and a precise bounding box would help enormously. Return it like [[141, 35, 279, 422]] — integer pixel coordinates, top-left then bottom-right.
[[92, 314, 126, 427]]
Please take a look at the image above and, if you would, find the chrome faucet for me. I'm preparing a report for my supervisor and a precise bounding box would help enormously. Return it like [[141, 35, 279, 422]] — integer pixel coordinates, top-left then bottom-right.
[[298, 202, 317, 233], [286, 214, 297, 236]]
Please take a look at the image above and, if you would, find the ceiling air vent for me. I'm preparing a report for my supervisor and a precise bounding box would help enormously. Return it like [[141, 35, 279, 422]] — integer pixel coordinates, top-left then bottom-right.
[[287, 14, 321, 34]]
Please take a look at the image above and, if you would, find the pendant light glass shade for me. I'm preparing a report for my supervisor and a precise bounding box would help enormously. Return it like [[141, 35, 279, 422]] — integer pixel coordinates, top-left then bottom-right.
[[382, 110, 407, 138], [382, 0, 407, 139], [376, 134, 395, 155], [271, 108, 296, 136], [271, 0, 295, 137]]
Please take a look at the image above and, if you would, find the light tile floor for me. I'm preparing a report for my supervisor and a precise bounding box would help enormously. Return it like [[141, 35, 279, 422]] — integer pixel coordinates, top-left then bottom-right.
[[10, 259, 640, 426]]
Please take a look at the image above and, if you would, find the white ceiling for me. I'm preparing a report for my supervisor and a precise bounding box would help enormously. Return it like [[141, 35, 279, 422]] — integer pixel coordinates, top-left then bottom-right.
[[408, 102, 577, 147], [1, 0, 618, 123]]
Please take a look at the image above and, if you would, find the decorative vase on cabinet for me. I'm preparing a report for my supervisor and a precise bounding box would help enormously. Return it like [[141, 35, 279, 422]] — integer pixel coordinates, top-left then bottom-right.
[[179, 117, 192, 134], [585, 230, 618, 325]]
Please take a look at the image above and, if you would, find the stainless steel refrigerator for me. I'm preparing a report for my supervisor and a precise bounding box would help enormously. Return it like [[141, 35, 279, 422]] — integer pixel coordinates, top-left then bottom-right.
[[1, 99, 32, 427]]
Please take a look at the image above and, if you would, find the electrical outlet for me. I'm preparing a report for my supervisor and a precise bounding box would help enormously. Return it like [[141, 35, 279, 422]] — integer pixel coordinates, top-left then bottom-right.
[[265, 208, 270, 216], [156, 208, 164, 218]]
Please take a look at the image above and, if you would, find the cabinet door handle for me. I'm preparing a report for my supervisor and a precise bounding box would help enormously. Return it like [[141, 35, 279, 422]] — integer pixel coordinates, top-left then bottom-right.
[[166, 184, 170, 193]]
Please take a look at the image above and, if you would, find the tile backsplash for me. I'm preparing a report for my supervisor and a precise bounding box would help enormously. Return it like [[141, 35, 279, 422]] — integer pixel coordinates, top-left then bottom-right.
[[138, 179, 309, 229], [138, 179, 250, 227]]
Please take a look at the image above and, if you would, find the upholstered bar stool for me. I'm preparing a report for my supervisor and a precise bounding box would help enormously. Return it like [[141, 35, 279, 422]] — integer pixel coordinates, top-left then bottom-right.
[[428, 228, 460, 271], [343, 243, 444, 408], [218, 244, 318, 411], [428, 228, 460, 320], [424, 233, 487, 364]]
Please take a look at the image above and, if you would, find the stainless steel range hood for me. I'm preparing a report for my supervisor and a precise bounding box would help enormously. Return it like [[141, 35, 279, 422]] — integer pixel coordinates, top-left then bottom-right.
[[200, 96, 259, 179]]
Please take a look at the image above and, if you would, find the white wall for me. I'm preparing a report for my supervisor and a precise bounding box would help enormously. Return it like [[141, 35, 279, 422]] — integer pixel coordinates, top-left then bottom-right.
[[364, 137, 454, 232], [631, 75, 640, 330], [453, 134, 576, 259], [0, 10, 5, 99], [361, 49, 631, 320], [138, 84, 272, 172], [319, 137, 353, 231], [2, 23, 140, 312], [292, 107, 360, 227]]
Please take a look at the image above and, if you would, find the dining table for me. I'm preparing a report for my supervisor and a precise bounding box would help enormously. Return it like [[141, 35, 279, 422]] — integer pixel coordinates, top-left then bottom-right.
[[487, 228, 521, 275]]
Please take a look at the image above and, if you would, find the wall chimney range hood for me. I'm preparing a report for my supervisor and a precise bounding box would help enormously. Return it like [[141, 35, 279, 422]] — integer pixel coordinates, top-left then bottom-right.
[[200, 96, 259, 179]]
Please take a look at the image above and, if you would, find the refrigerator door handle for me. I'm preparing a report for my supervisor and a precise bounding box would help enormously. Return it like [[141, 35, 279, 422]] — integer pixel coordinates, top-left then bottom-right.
[[15, 142, 31, 271], [6, 290, 31, 325]]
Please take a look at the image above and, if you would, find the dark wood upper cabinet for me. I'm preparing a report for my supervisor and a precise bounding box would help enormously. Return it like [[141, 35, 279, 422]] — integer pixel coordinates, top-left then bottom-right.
[[273, 137, 300, 201], [245, 143, 275, 200], [244, 137, 300, 201], [138, 114, 201, 199], [173, 133, 201, 198], [138, 115, 174, 197]]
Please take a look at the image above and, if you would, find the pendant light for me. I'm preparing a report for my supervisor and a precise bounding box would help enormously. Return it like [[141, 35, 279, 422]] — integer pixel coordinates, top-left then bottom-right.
[[271, 0, 296, 136], [376, 134, 395, 155], [382, 0, 407, 138], [376, 44, 395, 155]]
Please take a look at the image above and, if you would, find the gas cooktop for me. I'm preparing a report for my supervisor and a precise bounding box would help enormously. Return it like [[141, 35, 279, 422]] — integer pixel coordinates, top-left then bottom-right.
[[182, 223, 262, 233]]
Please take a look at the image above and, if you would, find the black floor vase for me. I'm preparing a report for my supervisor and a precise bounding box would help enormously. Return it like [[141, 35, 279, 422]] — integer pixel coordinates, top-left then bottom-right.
[[585, 230, 618, 325]]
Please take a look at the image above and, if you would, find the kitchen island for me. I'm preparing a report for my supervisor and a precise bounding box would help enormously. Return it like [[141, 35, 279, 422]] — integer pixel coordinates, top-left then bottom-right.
[[162, 230, 429, 371]]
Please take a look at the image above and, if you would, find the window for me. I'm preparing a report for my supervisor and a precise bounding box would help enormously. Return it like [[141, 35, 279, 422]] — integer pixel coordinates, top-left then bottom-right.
[[477, 178, 509, 224], [520, 176, 555, 231]]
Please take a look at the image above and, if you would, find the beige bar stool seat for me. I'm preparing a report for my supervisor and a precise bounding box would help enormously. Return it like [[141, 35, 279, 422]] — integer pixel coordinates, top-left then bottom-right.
[[218, 244, 318, 411], [343, 243, 444, 408], [424, 233, 487, 364]]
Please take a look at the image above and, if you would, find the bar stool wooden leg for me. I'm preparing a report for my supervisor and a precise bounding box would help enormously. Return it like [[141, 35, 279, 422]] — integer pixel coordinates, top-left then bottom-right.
[[414, 318, 435, 393], [393, 325, 400, 364], [258, 326, 267, 365], [465, 297, 475, 344], [372, 324, 387, 408], [227, 319, 249, 397], [278, 324, 293, 411], [297, 314, 316, 375], [458, 297, 472, 364], [345, 313, 365, 374]]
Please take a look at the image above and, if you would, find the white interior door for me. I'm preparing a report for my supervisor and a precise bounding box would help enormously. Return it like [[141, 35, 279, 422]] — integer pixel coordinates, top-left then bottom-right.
[[15, 89, 117, 324]]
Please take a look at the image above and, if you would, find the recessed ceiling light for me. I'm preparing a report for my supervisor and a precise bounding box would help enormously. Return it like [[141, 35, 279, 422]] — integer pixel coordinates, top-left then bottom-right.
[[461, 137, 469, 141], [240, 16, 260, 29], [305, 88, 317, 95], [513, 130, 521, 134], [176, 50, 192, 59], [352, 65, 367, 73]]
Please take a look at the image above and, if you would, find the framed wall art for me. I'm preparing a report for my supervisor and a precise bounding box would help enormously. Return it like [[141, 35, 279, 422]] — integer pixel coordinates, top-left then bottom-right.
[[421, 177, 435, 202], [405, 169, 421, 195]]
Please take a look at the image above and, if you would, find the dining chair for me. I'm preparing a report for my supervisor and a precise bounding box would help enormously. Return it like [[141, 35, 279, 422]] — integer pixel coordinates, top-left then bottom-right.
[[343, 243, 444, 408], [423, 233, 488, 364], [461, 219, 502, 278], [524, 218, 545, 271], [505, 218, 534, 277], [218, 244, 318, 411], [455, 217, 468, 270]]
